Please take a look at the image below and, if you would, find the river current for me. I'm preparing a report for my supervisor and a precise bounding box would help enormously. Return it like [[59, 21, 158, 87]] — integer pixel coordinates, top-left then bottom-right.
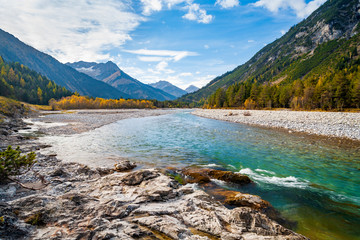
[[41, 110, 360, 239]]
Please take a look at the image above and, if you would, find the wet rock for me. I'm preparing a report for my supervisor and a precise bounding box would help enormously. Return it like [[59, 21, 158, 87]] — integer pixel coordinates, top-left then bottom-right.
[[182, 168, 211, 184], [182, 168, 251, 185], [225, 192, 271, 210], [206, 169, 252, 185], [114, 160, 137, 172]]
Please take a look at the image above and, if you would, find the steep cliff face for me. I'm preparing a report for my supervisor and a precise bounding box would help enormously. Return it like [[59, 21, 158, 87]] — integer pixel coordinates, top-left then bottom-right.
[[181, 0, 360, 102]]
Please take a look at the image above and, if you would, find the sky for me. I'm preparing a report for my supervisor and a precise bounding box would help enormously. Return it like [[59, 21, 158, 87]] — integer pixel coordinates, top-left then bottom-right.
[[0, 0, 326, 89]]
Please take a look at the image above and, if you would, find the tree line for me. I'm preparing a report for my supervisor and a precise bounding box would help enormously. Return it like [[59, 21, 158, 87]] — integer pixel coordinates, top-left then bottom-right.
[[0, 56, 72, 105]]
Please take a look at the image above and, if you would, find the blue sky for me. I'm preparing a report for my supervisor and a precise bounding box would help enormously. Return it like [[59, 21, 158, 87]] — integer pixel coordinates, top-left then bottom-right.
[[0, 0, 326, 89]]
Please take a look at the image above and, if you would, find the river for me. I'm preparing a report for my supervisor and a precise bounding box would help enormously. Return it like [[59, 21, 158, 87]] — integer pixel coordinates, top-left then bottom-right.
[[40, 110, 360, 240]]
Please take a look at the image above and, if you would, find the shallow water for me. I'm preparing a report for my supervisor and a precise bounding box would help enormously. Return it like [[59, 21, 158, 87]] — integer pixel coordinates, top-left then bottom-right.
[[40, 110, 360, 239]]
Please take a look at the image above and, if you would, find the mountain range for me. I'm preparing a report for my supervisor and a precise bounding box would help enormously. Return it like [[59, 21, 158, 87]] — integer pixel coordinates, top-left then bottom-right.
[[0, 29, 128, 99], [67, 61, 176, 101], [148, 81, 188, 98], [0, 29, 180, 101], [180, 0, 360, 104], [185, 85, 199, 93]]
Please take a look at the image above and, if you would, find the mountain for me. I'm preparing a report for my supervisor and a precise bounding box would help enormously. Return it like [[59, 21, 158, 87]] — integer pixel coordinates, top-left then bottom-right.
[[0, 57, 72, 105], [185, 85, 199, 93], [67, 61, 176, 101], [0, 29, 129, 99], [180, 0, 360, 107], [149, 81, 188, 98]]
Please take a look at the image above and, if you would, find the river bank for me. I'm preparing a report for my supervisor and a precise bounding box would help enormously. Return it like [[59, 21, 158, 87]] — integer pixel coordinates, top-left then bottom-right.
[[192, 109, 360, 142], [0, 109, 307, 239], [28, 109, 178, 135]]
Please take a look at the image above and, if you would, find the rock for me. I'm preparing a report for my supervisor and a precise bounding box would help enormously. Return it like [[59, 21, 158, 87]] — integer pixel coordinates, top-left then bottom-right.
[[49, 167, 68, 177], [182, 168, 251, 185], [225, 192, 271, 210], [0, 129, 10, 136], [206, 169, 252, 185], [96, 167, 114, 176], [0, 202, 33, 239], [121, 169, 159, 186], [182, 168, 211, 184], [133, 215, 193, 239], [2, 167, 307, 240], [114, 160, 137, 172]]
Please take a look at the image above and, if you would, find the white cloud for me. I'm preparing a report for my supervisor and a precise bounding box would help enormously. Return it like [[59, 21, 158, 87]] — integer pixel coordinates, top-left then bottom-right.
[[183, 3, 213, 24], [280, 29, 286, 35], [138, 56, 170, 62], [215, 0, 239, 9], [141, 0, 162, 15], [140, 0, 212, 24], [0, 0, 145, 63], [248, 39, 255, 43], [155, 61, 175, 73], [253, 0, 326, 18], [124, 49, 198, 62], [204, 44, 210, 49], [179, 72, 193, 77]]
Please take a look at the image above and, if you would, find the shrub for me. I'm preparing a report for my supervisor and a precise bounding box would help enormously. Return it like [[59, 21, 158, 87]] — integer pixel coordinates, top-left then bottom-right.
[[0, 146, 36, 182]]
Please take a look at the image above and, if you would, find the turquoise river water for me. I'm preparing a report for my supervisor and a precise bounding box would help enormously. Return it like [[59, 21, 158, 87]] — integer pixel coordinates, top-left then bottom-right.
[[42, 110, 360, 239]]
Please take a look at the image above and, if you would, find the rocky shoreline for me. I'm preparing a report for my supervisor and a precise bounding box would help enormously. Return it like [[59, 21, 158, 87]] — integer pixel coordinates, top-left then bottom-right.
[[192, 109, 360, 142], [0, 110, 308, 239]]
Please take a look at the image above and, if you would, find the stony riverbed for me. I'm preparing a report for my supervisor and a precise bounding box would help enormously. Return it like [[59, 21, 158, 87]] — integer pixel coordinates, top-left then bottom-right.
[[193, 109, 360, 141]]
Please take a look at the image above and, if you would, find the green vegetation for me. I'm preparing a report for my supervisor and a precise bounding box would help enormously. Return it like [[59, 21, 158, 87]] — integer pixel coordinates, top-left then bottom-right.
[[181, 0, 360, 111], [206, 34, 360, 110], [25, 212, 44, 226], [0, 96, 29, 118], [0, 146, 36, 182], [0, 56, 72, 105]]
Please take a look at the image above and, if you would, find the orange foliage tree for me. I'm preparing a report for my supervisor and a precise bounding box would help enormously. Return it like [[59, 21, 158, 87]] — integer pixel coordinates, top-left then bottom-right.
[[49, 95, 155, 110]]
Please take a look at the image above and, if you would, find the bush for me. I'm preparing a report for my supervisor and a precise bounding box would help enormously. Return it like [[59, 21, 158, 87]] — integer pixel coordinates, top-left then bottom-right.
[[0, 146, 36, 182]]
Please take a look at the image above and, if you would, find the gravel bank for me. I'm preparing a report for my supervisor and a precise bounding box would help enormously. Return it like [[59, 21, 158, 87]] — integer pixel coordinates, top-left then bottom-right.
[[29, 109, 177, 135], [193, 109, 360, 141]]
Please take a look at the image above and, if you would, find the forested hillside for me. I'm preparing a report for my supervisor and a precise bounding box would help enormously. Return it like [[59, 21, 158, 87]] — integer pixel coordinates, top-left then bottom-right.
[[181, 0, 360, 110], [206, 35, 360, 110], [0, 56, 72, 105], [0, 29, 128, 99]]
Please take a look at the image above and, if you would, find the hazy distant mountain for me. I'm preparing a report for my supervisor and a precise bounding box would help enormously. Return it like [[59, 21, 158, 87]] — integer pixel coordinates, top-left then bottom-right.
[[149, 81, 188, 98], [67, 61, 176, 101], [0, 29, 128, 99], [185, 85, 199, 93]]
